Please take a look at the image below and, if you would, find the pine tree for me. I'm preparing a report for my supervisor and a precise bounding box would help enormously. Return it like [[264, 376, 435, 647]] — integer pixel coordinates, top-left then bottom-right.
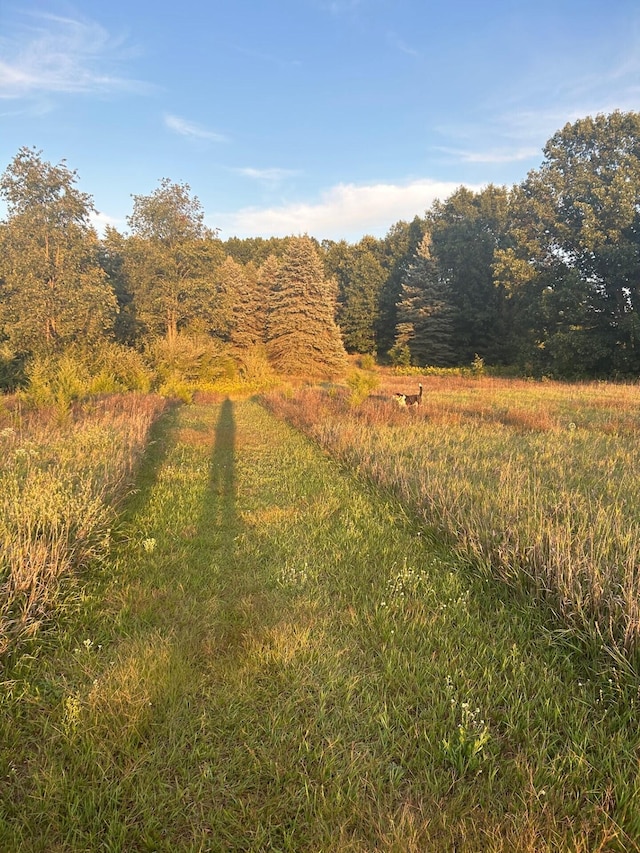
[[394, 235, 457, 366], [220, 256, 267, 350], [324, 237, 385, 355], [267, 236, 347, 377]]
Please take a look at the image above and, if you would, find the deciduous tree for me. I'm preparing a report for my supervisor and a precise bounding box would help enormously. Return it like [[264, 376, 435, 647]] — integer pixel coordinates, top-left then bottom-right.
[[0, 147, 116, 355], [124, 179, 224, 342]]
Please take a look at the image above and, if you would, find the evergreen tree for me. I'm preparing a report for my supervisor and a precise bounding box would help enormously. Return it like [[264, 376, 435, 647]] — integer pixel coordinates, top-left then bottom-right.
[[429, 186, 511, 364], [393, 235, 457, 366], [376, 216, 426, 357], [324, 237, 386, 355], [267, 236, 346, 377], [219, 256, 267, 350]]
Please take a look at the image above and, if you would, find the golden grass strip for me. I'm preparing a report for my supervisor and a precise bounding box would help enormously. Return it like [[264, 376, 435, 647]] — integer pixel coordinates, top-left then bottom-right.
[[0, 394, 167, 650]]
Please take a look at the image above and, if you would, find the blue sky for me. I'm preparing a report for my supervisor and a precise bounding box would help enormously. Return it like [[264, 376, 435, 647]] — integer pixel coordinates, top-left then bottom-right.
[[1, 0, 639, 242]]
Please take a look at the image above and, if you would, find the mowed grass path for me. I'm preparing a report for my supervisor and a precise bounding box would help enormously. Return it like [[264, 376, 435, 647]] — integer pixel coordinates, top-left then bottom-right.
[[2, 399, 639, 851]]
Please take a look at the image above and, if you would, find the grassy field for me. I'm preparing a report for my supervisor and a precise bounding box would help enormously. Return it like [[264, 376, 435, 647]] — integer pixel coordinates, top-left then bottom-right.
[[2, 395, 640, 851], [265, 374, 640, 660], [0, 394, 166, 652]]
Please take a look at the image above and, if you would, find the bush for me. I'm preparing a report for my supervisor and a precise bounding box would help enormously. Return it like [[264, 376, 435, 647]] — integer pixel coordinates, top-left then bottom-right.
[[357, 353, 377, 371], [146, 334, 228, 392], [346, 369, 380, 406]]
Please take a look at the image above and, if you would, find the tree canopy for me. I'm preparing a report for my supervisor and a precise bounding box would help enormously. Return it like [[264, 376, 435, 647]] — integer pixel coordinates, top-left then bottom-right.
[[0, 147, 116, 355], [2, 111, 640, 385]]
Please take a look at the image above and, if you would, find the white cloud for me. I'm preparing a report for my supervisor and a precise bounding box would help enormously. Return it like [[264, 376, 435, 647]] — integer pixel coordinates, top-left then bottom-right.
[[164, 113, 228, 142], [0, 11, 147, 99], [436, 145, 541, 165], [89, 210, 124, 236], [214, 178, 479, 241], [234, 167, 301, 183]]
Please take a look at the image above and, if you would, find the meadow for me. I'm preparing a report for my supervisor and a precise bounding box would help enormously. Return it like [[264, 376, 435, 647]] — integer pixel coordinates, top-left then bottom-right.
[[2, 383, 640, 850], [264, 373, 640, 663], [0, 393, 166, 652]]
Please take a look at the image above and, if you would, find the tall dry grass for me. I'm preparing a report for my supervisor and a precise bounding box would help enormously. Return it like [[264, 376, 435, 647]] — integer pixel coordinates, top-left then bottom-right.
[[263, 376, 640, 657], [0, 394, 167, 651]]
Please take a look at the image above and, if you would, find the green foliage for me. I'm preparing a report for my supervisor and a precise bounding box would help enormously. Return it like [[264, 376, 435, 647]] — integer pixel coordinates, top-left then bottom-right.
[[324, 237, 386, 354], [504, 111, 640, 377], [394, 233, 457, 367], [89, 343, 153, 393], [376, 216, 426, 356], [357, 353, 377, 370], [236, 344, 279, 390], [470, 353, 485, 377], [0, 345, 26, 391], [20, 346, 153, 413], [442, 698, 491, 777], [0, 148, 117, 356], [124, 181, 225, 343], [429, 185, 511, 365], [388, 323, 412, 366], [267, 236, 347, 377], [345, 368, 379, 406], [146, 333, 228, 393], [2, 112, 640, 384], [157, 374, 194, 403], [23, 353, 90, 413]]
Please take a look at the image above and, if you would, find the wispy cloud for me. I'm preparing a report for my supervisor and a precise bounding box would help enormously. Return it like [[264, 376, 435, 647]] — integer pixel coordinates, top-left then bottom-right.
[[387, 31, 420, 58], [0, 11, 148, 99], [214, 177, 480, 241], [234, 166, 300, 184], [436, 145, 541, 165], [164, 113, 228, 142]]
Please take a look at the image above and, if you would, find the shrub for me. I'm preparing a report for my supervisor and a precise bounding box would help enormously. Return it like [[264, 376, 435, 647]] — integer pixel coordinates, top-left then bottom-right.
[[346, 369, 380, 406]]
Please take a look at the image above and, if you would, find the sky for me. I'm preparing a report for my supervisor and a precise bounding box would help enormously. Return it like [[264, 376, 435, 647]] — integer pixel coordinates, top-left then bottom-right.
[[1, 0, 639, 243]]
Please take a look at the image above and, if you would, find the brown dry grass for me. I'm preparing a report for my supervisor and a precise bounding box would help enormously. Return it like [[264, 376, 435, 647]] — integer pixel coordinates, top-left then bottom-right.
[[263, 375, 640, 657], [0, 393, 167, 651]]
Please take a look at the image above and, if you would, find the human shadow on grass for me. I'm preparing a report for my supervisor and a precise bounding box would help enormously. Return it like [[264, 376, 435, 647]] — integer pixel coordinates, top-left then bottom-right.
[[207, 397, 240, 548], [118, 402, 183, 523]]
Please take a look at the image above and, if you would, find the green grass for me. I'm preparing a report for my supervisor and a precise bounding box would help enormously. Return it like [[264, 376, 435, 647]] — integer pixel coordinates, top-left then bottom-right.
[[2, 398, 640, 850], [263, 377, 640, 657]]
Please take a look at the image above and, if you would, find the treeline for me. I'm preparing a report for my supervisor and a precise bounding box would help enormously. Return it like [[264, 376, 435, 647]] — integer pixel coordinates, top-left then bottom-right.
[[1, 110, 640, 393]]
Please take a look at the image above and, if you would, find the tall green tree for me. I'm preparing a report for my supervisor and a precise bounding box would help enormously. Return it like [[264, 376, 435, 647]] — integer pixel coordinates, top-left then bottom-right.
[[99, 225, 138, 345], [267, 236, 347, 377], [505, 111, 640, 376], [0, 147, 116, 355], [218, 256, 267, 350], [376, 216, 426, 357], [124, 179, 225, 342], [324, 236, 386, 355], [429, 185, 511, 364], [393, 234, 457, 366]]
